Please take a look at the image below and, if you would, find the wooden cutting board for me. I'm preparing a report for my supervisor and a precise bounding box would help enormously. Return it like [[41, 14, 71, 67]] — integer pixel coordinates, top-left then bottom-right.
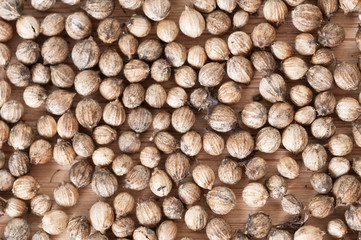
[[0, 0, 360, 239]]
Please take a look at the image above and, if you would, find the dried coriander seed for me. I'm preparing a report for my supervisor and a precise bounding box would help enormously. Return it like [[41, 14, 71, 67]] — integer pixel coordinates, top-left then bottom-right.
[[311, 48, 336, 66], [75, 98, 102, 129], [205, 37, 230, 61], [151, 59, 171, 82], [29, 139, 53, 165], [245, 212, 272, 239], [165, 152, 190, 185], [99, 48, 123, 77], [294, 226, 325, 240], [266, 175, 287, 199], [50, 64, 75, 89], [8, 122, 34, 150], [1, 100, 24, 123], [72, 132, 95, 158], [138, 39, 163, 62], [89, 201, 114, 234], [310, 173, 332, 194], [242, 182, 269, 207], [233, 10, 249, 29], [65, 12, 92, 40], [179, 6, 205, 38], [136, 199, 162, 227], [57, 110, 78, 139], [295, 33, 316, 55], [251, 22, 276, 49], [333, 175, 361, 206], [178, 181, 201, 205], [327, 218, 347, 239], [0, 169, 14, 191], [251, 51, 277, 76], [6, 62, 30, 87], [299, 106, 320, 124], [180, 131, 202, 156], [270, 41, 293, 60], [127, 15, 151, 38], [41, 37, 68, 65], [306, 65, 333, 92], [245, 157, 267, 181], [23, 85, 47, 109], [192, 164, 215, 190], [140, 146, 161, 169], [187, 45, 207, 69], [334, 61, 361, 91], [13, 175, 40, 200], [103, 100, 126, 127], [40, 13, 65, 37], [8, 151, 30, 177], [4, 197, 27, 217], [99, 78, 123, 101], [206, 218, 232, 240], [91, 167, 118, 198], [0, 79, 11, 108], [292, 4, 323, 32], [124, 165, 150, 191], [171, 106, 195, 133], [328, 157, 350, 178], [268, 102, 294, 129], [97, 17, 121, 44], [32, 63, 51, 85], [16, 15, 39, 39], [149, 168, 172, 197], [206, 104, 237, 132], [227, 56, 254, 84], [4, 218, 30, 240], [203, 131, 224, 156], [302, 143, 327, 172], [83, 0, 114, 20], [206, 10, 231, 35], [185, 205, 208, 231], [282, 123, 308, 154], [16, 40, 40, 65], [227, 31, 252, 56], [53, 181, 79, 207], [122, 83, 145, 108], [31, 194, 52, 217], [72, 37, 100, 70], [118, 131, 141, 153], [123, 59, 150, 83], [69, 160, 94, 188], [112, 217, 135, 238], [227, 131, 254, 159], [255, 127, 281, 153], [263, 0, 288, 26], [53, 139, 76, 166], [67, 216, 90, 240], [46, 90, 76, 116], [113, 192, 135, 218], [153, 131, 178, 154], [163, 197, 184, 220], [326, 134, 353, 157], [218, 158, 242, 185], [318, 23, 345, 47], [241, 101, 267, 129], [259, 73, 286, 103], [157, 19, 179, 42], [281, 56, 308, 80]]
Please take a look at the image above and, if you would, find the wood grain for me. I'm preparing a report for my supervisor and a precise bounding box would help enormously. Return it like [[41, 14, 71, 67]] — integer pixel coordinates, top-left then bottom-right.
[[0, 0, 361, 239]]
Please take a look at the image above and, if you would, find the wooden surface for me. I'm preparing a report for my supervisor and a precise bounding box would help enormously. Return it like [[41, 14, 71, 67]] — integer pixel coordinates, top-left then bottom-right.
[[0, 0, 361, 239]]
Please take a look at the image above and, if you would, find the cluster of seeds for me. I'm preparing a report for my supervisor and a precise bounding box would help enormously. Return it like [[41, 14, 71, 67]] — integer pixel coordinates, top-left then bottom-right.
[[1, 0, 361, 239]]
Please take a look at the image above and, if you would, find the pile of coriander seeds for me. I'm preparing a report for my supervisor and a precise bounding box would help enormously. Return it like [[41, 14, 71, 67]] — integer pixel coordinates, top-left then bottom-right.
[[1, 0, 361, 239]]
